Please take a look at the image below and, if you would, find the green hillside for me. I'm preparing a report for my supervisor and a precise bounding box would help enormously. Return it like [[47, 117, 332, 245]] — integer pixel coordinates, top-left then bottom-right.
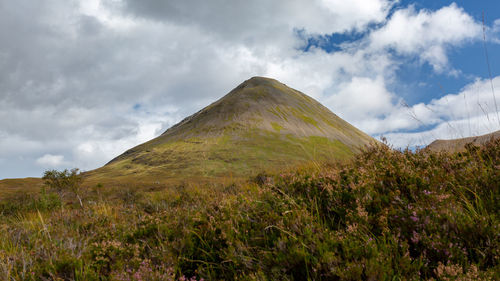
[[85, 77, 374, 187]]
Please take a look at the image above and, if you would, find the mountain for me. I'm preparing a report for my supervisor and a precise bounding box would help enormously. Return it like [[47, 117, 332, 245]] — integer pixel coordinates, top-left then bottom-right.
[[85, 77, 374, 187], [426, 130, 500, 152]]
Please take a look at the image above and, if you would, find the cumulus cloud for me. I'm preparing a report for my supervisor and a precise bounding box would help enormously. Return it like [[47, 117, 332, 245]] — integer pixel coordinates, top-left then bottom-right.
[[0, 0, 497, 178], [382, 76, 500, 147], [343, 75, 500, 142], [326, 76, 396, 124], [490, 19, 500, 43], [369, 3, 481, 72], [117, 0, 395, 37], [36, 154, 66, 167]]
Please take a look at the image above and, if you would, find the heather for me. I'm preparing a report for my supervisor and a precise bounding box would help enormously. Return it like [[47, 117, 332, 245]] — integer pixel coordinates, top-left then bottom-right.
[[1, 139, 499, 280]]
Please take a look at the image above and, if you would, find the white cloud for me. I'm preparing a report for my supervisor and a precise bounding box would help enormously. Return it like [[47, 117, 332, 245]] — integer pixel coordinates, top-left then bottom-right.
[[322, 74, 500, 143], [369, 3, 481, 72], [36, 154, 66, 167], [383, 114, 500, 149], [326, 76, 396, 123], [79, 0, 137, 30], [117, 0, 396, 38], [488, 19, 500, 44], [0, 0, 497, 178], [382, 76, 500, 148]]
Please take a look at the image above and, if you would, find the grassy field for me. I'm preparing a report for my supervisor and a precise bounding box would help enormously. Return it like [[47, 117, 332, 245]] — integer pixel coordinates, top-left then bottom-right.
[[0, 139, 499, 280], [0, 178, 43, 199]]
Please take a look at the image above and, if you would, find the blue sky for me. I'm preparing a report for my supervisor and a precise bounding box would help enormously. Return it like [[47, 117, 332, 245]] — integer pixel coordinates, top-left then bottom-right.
[[1, 0, 500, 178], [398, 0, 500, 102], [303, 0, 500, 105]]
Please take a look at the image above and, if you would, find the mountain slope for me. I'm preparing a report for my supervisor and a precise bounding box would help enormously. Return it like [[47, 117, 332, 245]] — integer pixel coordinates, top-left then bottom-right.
[[0, 177, 43, 199], [85, 77, 374, 186], [427, 130, 500, 152]]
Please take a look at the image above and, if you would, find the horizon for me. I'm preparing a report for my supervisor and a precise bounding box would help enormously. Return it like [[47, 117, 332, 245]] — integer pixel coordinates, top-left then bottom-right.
[[1, 0, 500, 179]]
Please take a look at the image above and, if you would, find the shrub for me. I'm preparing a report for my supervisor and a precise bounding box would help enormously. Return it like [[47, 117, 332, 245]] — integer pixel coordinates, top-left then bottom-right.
[[43, 168, 83, 206]]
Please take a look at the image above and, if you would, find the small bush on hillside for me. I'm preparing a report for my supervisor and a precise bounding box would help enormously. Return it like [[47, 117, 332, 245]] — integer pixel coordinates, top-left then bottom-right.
[[43, 168, 83, 206]]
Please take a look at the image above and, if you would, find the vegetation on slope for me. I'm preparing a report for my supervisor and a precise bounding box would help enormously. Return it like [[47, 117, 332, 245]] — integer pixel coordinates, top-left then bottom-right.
[[87, 131, 355, 188], [1, 139, 499, 280], [0, 178, 43, 199], [88, 77, 374, 188], [427, 130, 500, 153]]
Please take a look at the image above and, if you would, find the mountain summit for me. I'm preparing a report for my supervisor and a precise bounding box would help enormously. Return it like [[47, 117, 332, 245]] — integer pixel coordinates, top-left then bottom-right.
[[87, 77, 374, 186]]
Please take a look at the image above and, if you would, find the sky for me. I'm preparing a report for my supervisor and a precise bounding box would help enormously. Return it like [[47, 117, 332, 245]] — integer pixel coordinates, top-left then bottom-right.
[[1, 0, 500, 179]]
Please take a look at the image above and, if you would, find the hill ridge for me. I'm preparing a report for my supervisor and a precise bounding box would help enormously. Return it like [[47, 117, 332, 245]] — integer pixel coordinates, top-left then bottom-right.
[[427, 130, 500, 152]]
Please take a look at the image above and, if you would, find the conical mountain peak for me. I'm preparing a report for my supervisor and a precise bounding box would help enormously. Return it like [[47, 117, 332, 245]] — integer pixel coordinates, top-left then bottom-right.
[[90, 77, 374, 187], [161, 76, 350, 140], [236, 76, 282, 90], [232, 76, 303, 99]]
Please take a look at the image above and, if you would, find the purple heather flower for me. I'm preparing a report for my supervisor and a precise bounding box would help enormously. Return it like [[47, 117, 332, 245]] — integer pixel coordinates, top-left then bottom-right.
[[411, 231, 420, 243], [410, 211, 419, 222]]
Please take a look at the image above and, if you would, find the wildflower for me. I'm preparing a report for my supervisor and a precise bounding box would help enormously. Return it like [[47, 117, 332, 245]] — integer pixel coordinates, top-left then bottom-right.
[[435, 262, 463, 278], [411, 231, 420, 243], [410, 211, 418, 222]]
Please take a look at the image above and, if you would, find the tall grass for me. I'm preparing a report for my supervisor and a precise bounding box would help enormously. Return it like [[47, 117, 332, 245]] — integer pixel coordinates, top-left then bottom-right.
[[0, 139, 499, 280], [482, 12, 500, 127]]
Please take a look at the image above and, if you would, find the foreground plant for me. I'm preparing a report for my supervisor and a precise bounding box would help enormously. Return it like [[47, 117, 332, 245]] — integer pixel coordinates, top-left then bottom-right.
[[0, 139, 498, 280]]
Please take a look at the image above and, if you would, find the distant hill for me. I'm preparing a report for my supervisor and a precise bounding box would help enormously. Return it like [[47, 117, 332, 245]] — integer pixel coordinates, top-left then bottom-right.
[[85, 77, 374, 187], [426, 130, 500, 152], [0, 177, 43, 199]]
